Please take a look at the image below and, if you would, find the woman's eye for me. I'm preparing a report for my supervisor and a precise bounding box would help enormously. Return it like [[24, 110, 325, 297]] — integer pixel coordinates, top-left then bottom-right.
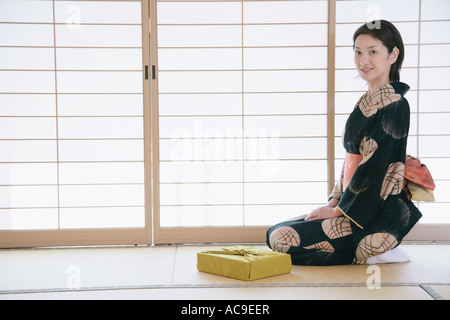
[[370, 50, 377, 54], [355, 51, 361, 55]]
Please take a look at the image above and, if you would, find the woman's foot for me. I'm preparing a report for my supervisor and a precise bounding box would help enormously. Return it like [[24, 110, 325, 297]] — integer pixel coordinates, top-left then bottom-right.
[[366, 246, 411, 264]]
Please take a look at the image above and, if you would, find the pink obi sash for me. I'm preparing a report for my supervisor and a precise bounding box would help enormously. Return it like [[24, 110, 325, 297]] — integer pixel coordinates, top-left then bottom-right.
[[343, 152, 363, 192]]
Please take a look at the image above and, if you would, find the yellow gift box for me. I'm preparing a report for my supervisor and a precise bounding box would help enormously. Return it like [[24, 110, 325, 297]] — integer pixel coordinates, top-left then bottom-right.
[[197, 246, 292, 281]]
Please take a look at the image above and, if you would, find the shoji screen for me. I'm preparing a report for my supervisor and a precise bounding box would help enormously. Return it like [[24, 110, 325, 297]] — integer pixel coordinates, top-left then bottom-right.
[[416, 0, 450, 226], [154, 0, 329, 243], [335, 0, 450, 239], [0, 0, 150, 247]]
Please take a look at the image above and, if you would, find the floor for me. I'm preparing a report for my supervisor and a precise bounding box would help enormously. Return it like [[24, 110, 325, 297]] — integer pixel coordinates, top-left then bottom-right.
[[0, 242, 449, 300]]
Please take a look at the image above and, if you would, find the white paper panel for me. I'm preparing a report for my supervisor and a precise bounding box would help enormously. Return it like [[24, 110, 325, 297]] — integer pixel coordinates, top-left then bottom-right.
[[244, 0, 327, 23], [432, 181, 450, 203], [420, 67, 450, 90], [54, 1, 142, 24], [0, 208, 58, 230], [160, 205, 243, 227], [56, 48, 142, 70], [58, 140, 143, 161], [0, 163, 57, 185], [55, 25, 142, 47], [0, 117, 56, 139], [159, 94, 242, 116], [59, 184, 144, 207], [245, 115, 327, 137], [419, 91, 450, 113], [245, 137, 327, 160], [406, 136, 417, 157], [57, 94, 143, 116], [335, 92, 364, 114], [159, 116, 242, 139], [58, 117, 143, 139], [419, 203, 450, 223], [424, 158, 450, 180], [60, 207, 145, 229], [159, 138, 243, 161], [57, 71, 142, 93], [244, 24, 327, 47], [409, 113, 418, 136], [244, 182, 327, 204], [0, 94, 56, 116], [244, 160, 327, 182], [244, 70, 327, 92], [0, 48, 54, 70], [420, 44, 450, 67], [421, 21, 450, 44], [0, 23, 54, 46], [336, 0, 419, 23], [0, 71, 55, 93], [335, 159, 344, 181], [335, 137, 345, 159], [59, 162, 144, 184], [244, 93, 327, 115], [0, 0, 53, 23], [160, 161, 243, 183], [244, 47, 327, 70], [160, 183, 244, 206], [421, 0, 450, 20], [160, 138, 326, 161], [157, 1, 241, 24], [158, 71, 242, 93], [244, 204, 326, 226], [335, 69, 367, 92], [158, 25, 242, 47], [419, 136, 450, 157], [419, 113, 450, 135], [158, 48, 241, 71], [400, 68, 418, 90], [0, 141, 57, 162], [335, 114, 347, 137], [0, 186, 58, 208]]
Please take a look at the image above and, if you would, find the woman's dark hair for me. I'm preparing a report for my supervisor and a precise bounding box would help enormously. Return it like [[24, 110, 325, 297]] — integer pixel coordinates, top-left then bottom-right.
[[353, 20, 404, 82]]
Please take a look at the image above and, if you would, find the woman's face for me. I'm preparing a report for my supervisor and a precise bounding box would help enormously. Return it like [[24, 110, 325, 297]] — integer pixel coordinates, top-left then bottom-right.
[[354, 34, 398, 90]]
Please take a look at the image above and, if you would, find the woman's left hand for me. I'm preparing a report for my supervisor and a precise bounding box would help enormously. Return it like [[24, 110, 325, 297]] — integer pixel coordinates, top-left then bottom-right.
[[305, 206, 342, 221]]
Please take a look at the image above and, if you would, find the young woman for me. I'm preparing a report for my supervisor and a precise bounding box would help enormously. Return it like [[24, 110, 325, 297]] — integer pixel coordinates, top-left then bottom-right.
[[266, 20, 422, 265]]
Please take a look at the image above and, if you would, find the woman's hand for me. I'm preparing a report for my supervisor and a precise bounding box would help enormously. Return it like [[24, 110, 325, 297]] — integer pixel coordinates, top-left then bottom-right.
[[326, 197, 339, 208], [305, 205, 342, 221]]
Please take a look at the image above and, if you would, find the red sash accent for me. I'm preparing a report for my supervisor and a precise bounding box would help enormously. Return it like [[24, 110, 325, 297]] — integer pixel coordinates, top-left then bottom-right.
[[343, 152, 363, 192]]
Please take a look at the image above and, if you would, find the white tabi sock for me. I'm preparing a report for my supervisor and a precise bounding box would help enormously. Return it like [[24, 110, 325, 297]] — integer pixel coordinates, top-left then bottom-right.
[[366, 247, 411, 264]]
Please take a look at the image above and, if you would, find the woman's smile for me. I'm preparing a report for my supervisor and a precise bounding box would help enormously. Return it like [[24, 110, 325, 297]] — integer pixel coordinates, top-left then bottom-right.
[[360, 67, 373, 74]]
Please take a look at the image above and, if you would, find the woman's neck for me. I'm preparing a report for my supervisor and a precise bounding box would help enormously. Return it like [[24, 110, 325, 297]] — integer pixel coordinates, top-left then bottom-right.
[[368, 79, 390, 96]]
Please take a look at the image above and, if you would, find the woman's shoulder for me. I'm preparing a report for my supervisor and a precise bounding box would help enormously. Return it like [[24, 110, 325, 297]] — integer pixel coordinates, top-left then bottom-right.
[[357, 82, 410, 117]]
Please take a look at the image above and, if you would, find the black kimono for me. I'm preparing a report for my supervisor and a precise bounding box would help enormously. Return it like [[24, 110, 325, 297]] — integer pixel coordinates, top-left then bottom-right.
[[266, 82, 422, 265]]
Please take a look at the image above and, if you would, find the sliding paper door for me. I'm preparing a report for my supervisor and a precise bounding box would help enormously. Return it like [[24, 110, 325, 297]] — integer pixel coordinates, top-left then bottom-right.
[[0, 0, 151, 248], [152, 0, 330, 243]]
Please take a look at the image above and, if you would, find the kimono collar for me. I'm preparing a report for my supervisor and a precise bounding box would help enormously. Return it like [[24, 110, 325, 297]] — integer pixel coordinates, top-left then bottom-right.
[[356, 82, 409, 117], [390, 81, 410, 97]]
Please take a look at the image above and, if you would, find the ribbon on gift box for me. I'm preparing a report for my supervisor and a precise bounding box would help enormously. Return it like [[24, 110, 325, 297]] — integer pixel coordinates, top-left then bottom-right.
[[200, 246, 276, 261]]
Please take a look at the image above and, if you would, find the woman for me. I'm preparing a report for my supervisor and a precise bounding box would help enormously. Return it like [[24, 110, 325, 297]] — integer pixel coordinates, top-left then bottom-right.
[[266, 20, 422, 265]]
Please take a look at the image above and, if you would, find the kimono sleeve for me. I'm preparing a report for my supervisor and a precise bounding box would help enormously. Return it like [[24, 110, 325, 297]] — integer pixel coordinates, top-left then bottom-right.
[[337, 99, 410, 229], [328, 162, 344, 201]]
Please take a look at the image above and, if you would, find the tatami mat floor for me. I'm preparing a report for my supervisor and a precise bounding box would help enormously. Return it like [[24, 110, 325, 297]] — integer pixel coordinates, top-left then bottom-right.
[[0, 243, 449, 300]]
